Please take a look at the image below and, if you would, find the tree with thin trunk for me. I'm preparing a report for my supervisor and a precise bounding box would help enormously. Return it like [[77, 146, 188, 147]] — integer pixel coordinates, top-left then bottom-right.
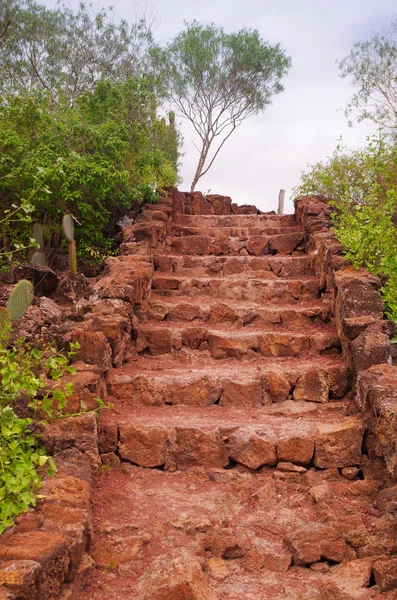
[[151, 21, 291, 192], [338, 16, 397, 133]]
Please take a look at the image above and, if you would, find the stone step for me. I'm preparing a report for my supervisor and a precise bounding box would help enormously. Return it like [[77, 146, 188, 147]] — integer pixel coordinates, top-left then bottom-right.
[[135, 323, 340, 358], [99, 402, 364, 471], [153, 254, 312, 278], [79, 452, 390, 599], [175, 213, 297, 227], [171, 224, 304, 238], [167, 232, 305, 256], [146, 297, 331, 328], [107, 356, 351, 406], [151, 274, 320, 303]]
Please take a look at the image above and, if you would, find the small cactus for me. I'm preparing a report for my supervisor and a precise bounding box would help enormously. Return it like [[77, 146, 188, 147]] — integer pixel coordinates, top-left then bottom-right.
[[31, 251, 46, 266], [62, 214, 74, 242], [31, 223, 46, 265], [62, 214, 77, 273], [32, 223, 43, 249], [6, 279, 34, 321]]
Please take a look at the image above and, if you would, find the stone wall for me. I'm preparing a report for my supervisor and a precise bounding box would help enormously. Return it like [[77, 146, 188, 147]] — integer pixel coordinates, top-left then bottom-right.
[[295, 194, 397, 480]]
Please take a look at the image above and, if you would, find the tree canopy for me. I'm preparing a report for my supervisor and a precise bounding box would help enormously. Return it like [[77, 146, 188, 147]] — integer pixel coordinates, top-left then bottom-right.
[[339, 16, 397, 133], [0, 0, 153, 101], [152, 21, 291, 191]]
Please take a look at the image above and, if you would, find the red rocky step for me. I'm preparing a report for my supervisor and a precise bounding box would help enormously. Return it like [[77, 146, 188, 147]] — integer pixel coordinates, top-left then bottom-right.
[[135, 323, 340, 358], [153, 254, 312, 278], [151, 274, 320, 303], [146, 297, 331, 328], [98, 403, 364, 470], [168, 232, 304, 256], [171, 224, 304, 238], [106, 356, 351, 406], [175, 213, 297, 227]]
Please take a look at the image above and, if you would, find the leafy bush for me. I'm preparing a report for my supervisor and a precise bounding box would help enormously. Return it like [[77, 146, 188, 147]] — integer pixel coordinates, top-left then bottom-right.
[[293, 137, 397, 322], [0, 76, 179, 267], [0, 326, 80, 533]]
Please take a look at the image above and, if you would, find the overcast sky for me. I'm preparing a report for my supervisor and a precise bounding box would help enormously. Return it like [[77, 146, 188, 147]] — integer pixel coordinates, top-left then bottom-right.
[[44, 0, 395, 211]]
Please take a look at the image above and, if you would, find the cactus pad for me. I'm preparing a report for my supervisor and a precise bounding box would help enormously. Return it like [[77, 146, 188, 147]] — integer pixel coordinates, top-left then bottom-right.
[[7, 280, 34, 321], [63, 214, 74, 242], [32, 223, 43, 249], [31, 251, 46, 266]]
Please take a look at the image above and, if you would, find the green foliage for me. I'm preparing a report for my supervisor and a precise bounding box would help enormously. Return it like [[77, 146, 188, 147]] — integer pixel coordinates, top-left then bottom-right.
[[0, 328, 80, 533], [0, 77, 179, 265], [6, 279, 33, 321], [0, 0, 153, 100], [294, 137, 397, 322], [338, 16, 397, 132], [151, 20, 291, 191]]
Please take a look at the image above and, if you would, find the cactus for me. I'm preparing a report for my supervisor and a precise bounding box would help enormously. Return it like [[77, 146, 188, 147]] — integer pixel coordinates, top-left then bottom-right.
[[6, 280, 34, 321], [62, 214, 74, 242], [31, 223, 46, 265], [32, 223, 43, 249], [62, 214, 77, 273], [31, 251, 46, 266]]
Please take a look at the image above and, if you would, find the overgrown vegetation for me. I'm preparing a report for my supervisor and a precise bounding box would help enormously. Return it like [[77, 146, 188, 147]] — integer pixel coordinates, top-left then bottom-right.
[[293, 137, 397, 322], [0, 323, 81, 533], [0, 77, 179, 267]]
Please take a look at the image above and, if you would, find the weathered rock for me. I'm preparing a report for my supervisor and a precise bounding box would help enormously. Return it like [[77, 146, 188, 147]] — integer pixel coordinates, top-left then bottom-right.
[[207, 558, 228, 581], [118, 425, 169, 467], [314, 418, 364, 468], [138, 550, 217, 599], [173, 428, 229, 470], [285, 523, 355, 565], [228, 429, 277, 469], [91, 533, 150, 568], [293, 369, 328, 403], [205, 529, 246, 559], [0, 532, 70, 600], [373, 557, 397, 591]]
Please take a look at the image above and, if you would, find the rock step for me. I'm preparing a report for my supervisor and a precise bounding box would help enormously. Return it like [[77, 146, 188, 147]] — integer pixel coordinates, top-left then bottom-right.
[[151, 274, 321, 303], [107, 356, 351, 405], [171, 224, 304, 238], [99, 402, 364, 471], [78, 462, 390, 599], [146, 297, 331, 328], [175, 213, 297, 227], [135, 323, 340, 358], [167, 232, 305, 256], [153, 254, 312, 278]]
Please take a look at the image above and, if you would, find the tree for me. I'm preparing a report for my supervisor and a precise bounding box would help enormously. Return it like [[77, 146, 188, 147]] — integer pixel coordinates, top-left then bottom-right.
[[0, 0, 154, 101], [339, 17, 397, 132], [152, 21, 291, 192]]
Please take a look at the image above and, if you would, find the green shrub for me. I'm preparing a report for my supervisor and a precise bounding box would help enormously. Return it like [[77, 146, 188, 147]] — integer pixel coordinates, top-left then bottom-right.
[[294, 137, 397, 322], [0, 76, 179, 267], [0, 325, 80, 533]]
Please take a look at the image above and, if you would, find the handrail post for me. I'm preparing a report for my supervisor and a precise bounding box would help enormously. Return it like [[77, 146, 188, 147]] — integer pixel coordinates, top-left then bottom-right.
[[277, 189, 285, 215]]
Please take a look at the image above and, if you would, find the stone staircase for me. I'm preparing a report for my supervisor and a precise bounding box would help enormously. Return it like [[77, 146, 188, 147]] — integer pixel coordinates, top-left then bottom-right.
[[77, 197, 397, 599]]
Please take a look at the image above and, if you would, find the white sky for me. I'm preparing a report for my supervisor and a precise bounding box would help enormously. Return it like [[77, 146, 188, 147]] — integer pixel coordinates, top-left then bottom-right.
[[43, 0, 395, 212]]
